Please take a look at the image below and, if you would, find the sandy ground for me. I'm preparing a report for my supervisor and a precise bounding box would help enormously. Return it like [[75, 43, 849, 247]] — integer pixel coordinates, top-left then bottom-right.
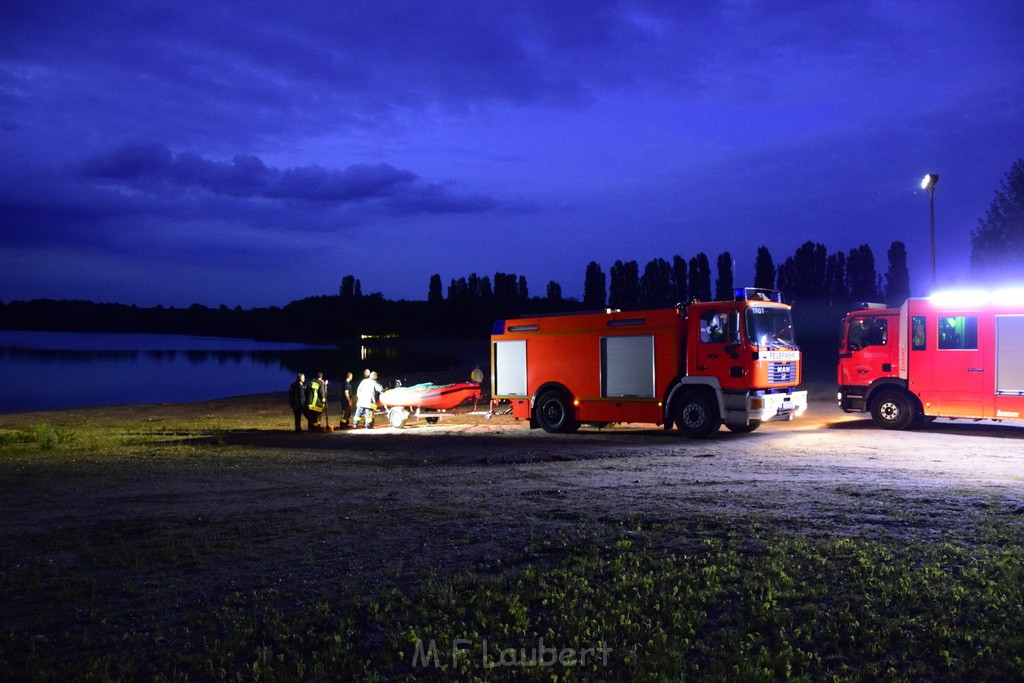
[[1, 367, 1023, 644]]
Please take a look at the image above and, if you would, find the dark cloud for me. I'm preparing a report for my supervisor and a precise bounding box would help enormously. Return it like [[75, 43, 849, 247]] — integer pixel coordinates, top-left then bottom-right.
[[76, 143, 496, 212], [0, 2, 775, 148]]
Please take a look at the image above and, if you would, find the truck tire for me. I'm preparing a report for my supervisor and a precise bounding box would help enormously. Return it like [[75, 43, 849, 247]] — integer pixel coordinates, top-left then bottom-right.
[[675, 390, 721, 439], [870, 390, 916, 430], [536, 390, 580, 434]]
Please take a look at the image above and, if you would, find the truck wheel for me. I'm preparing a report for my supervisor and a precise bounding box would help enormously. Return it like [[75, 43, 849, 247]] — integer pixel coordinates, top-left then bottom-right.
[[871, 390, 915, 430], [675, 391, 720, 439], [727, 419, 761, 434], [536, 390, 580, 434]]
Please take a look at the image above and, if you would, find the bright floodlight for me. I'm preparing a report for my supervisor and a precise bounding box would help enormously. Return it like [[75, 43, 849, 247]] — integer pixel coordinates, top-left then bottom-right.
[[928, 289, 988, 307], [921, 173, 939, 190], [929, 287, 1024, 307]]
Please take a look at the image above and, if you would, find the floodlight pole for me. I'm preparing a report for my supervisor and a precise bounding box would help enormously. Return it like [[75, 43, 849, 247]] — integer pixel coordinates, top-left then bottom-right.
[[921, 174, 939, 290]]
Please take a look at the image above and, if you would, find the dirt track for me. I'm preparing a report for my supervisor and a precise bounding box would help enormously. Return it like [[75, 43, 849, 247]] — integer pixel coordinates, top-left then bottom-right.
[[2, 380, 1023, 620]]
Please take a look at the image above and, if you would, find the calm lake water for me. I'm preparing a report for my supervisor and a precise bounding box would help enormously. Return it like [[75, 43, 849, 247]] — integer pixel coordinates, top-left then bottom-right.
[[0, 331, 479, 414]]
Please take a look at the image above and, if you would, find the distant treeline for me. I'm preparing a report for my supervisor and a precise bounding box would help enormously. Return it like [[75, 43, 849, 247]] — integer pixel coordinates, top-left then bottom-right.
[[1, 240, 909, 344], [5, 156, 1022, 345], [0, 294, 586, 343]]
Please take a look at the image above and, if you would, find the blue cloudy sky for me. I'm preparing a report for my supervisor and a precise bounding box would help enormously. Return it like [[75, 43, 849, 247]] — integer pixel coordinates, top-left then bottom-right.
[[1, 1, 1021, 306]]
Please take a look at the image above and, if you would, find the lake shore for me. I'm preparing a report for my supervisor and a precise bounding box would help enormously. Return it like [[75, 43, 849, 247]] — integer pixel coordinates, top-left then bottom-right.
[[0, 331, 487, 414]]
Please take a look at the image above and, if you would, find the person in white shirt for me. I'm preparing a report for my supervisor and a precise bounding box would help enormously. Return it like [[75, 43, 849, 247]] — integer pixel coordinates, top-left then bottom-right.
[[353, 371, 383, 428]]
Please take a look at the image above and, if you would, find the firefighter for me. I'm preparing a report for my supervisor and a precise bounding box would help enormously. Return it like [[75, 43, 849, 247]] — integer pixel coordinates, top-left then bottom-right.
[[305, 372, 327, 430], [338, 371, 354, 429], [288, 372, 306, 432]]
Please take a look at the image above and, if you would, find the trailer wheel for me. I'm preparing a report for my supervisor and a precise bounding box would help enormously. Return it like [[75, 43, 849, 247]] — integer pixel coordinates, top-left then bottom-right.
[[675, 391, 721, 439], [536, 390, 580, 434], [425, 416, 440, 424], [871, 390, 915, 430], [387, 407, 409, 428]]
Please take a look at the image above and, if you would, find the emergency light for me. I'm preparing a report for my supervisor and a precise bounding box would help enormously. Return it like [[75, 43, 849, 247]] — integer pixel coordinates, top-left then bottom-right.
[[929, 288, 1024, 308], [733, 287, 783, 303]]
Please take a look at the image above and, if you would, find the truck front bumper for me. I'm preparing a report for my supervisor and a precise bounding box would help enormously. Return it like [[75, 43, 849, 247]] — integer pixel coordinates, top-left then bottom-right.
[[752, 390, 808, 422]]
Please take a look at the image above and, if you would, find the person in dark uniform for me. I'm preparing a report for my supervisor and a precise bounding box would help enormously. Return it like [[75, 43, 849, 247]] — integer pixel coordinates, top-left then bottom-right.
[[288, 372, 306, 432], [340, 371, 354, 428]]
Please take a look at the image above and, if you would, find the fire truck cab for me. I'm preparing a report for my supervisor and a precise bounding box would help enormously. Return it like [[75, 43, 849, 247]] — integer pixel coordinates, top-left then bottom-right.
[[838, 292, 1024, 429], [490, 288, 808, 438]]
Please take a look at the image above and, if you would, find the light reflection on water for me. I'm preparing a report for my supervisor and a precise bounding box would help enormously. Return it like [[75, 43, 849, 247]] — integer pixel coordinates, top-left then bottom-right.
[[0, 331, 480, 414]]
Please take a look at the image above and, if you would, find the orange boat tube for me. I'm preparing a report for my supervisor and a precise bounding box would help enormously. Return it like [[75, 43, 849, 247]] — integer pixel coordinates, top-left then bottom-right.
[[380, 382, 482, 410]]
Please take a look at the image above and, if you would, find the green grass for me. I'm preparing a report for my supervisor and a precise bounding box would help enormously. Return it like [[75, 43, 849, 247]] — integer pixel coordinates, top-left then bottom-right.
[[2, 407, 1021, 679], [0, 418, 240, 458], [3, 521, 1022, 681], [0, 423, 77, 451]]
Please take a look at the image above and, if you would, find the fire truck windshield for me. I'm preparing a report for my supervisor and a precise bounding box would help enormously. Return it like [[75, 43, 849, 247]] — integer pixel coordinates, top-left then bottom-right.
[[745, 306, 797, 349]]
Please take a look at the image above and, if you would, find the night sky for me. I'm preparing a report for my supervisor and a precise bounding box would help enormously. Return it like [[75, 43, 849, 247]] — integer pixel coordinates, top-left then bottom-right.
[[2, 2, 1022, 307]]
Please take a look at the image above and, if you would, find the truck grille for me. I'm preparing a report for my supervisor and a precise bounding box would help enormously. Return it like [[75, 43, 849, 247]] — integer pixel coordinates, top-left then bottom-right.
[[768, 362, 796, 384]]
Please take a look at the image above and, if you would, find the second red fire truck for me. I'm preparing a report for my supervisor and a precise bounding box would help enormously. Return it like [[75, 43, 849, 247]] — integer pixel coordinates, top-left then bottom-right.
[[838, 291, 1024, 429], [490, 288, 807, 438]]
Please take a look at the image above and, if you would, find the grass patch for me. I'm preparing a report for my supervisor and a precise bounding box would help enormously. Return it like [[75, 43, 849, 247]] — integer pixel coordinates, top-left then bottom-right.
[[0, 423, 76, 451], [3, 522, 1022, 681]]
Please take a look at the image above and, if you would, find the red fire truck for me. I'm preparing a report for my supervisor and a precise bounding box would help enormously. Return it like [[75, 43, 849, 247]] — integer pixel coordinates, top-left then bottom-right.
[[490, 288, 807, 438], [838, 291, 1024, 429]]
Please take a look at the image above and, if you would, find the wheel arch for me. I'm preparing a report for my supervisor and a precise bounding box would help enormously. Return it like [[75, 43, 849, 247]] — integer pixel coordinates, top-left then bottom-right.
[[664, 376, 724, 430], [865, 379, 922, 416], [530, 381, 575, 429]]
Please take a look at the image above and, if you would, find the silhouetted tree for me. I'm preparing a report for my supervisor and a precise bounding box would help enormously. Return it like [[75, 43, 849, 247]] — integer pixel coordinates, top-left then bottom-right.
[[846, 244, 878, 301], [609, 260, 641, 310], [546, 280, 562, 301], [493, 272, 518, 301], [754, 246, 775, 290], [583, 261, 606, 308], [340, 274, 359, 298], [671, 255, 688, 303], [715, 251, 734, 300], [518, 275, 529, 302], [970, 158, 1024, 281], [640, 258, 673, 308], [688, 253, 712, 301], [825, 251, 847, 305], [884, 241, 911, 305], [428, 274, 443, 303], [776, 259, 795, 300], [777, 241, 826, 302], [797, 241, 828, 300], [448, 277, 469, 302]]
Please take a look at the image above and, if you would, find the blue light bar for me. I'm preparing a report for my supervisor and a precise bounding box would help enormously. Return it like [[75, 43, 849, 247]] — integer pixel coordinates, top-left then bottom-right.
[[734, 287, 783, 303]]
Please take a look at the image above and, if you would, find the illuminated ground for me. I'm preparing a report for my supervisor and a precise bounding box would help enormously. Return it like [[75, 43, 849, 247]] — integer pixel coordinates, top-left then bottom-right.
[[1, 376, 1022, 677]]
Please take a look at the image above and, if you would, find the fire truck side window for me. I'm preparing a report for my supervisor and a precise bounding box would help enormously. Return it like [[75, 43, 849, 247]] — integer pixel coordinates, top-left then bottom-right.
[[848, 317, 887, 351], [912, 316, 926, 350], [700, 311, 728, 343], [938, 316, 978, 350]]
